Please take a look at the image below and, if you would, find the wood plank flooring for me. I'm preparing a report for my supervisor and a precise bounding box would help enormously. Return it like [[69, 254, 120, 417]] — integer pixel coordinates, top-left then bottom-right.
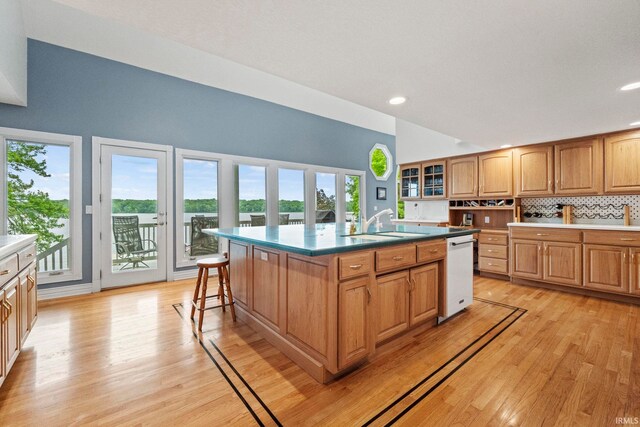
[[0, 276, 638, 426]]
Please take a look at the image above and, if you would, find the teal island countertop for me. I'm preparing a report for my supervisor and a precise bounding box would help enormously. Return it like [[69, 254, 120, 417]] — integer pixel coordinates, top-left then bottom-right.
[[208, 224, 479, 256]]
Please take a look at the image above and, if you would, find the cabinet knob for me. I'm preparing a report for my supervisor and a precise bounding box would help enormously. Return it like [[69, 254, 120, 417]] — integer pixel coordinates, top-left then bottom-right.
[[349, 264, 363, 270]]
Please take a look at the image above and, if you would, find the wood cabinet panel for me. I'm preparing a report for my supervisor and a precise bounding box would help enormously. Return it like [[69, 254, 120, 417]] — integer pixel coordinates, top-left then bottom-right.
[[0, 287, 5, 386], [416, 240, 446, 263], [513, 145, 554, 196], [0, 254, 18, 288], [19, 270, 28, 347], [338, 277, 371, 369], [409, 264, 438, 326], [27, 265, 37, 332], [448, 156, 478, 198], [375, 271, 409, 343], [17, 244, 36, 271], [630, 248, 640, 296], [510, 227, 582, 243], [554, 138, 603, 195], [479, 257, 508, 274], [338, 252, 372, 281], [583, 230, 640, 246], [286, 256, 331, 357], [479, 150, 513, 197], [252, 247, 280, 329], [583, 245, 628, 293], [543, 242, 582, 287], [605, 130, 640, 193], [510, 239, 542, 280], [4, 278, 19, 373], [421, 161, 446, 198], [229, 241, 250, 307], [478, 232, 508, 245], [375, 245, 417, 273], [479, 244, 507, 260], [400, 164, 421, 199]]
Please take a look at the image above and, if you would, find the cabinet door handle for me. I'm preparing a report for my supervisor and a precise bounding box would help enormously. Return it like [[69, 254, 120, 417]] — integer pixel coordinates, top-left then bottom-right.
[[545, 246, 549, 256], [411, 278, 417, 292], [366, 287, 372, 303], [538, 245, 542, 254], [487, 238, 497, 241], [26, 253, 34, 258], [620, 238, 635, 241], [0, 269, 9, 276], [349, 264, 363, 270], [487, 249, 495, 253], [632, 253, 636, 264], [5, 300, 12, 315], [406, 277, 412, 292], [488, 263, 494, 266], [429, 249, 439, 254], [623, 252, 627, 263], [27, 275, 36, 291], [393, 256, 404, 261], [536, 233, 549, 236]]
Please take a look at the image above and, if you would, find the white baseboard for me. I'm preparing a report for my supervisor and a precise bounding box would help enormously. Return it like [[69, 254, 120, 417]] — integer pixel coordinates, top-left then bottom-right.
[[172, 269, 208, 281], [38, 282, 94, 300]]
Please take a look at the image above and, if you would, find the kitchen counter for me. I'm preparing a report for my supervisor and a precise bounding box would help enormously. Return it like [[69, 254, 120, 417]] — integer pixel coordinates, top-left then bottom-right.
[[211, 223, 477, 256], [0, 234, 37, 259], [507, 222, 640, 231], [391, 218, 448, 224]]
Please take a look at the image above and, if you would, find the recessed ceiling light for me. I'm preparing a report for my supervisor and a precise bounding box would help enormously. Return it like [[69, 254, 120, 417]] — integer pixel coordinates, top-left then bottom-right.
[[388, 96, 406, 105], [620, 82, 640, 91], [630, 121, 640, 127], [500, 144, 513, 148]]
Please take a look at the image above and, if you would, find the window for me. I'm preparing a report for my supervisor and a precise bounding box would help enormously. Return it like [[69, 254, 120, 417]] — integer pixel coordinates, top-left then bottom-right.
[[345, 174, 361, 222], [237, 164, 266, 227], [0, 128, 82, 283], [278, 169, 304, 225], [175, 157, 219, 266], [316, 172, 336, 223], [369, 143, 393, 181]]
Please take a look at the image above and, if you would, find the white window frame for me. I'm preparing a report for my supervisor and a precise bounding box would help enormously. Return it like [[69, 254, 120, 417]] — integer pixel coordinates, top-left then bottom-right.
[[175, 149, 222, 268], [0, 127, 83, 284], [175, 148, 366, 268]]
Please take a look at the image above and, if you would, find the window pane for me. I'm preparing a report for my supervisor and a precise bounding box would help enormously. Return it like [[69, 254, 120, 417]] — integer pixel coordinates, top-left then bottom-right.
[[6, 140, 71, 272], [278, 169, 304, 225], [315, 172, 336, 223], [345, 175, 361, 222], [183, 159, 219, 258], [237, 164, 266, 227]]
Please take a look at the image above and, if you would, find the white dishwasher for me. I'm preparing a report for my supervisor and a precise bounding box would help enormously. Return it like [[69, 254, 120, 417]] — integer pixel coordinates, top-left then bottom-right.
[[439, 235, 475, 323]]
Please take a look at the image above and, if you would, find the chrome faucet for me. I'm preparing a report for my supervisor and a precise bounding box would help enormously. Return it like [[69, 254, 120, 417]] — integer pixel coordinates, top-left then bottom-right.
[[362, 208, 394, 232]]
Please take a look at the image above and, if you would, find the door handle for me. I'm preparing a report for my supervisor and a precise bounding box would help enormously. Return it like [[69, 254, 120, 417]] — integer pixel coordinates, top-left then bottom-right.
[[366, 287, 372, 303]]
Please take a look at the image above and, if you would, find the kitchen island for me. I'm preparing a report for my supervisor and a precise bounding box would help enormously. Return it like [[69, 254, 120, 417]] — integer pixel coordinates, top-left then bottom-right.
[[211, 224, 478, 383]]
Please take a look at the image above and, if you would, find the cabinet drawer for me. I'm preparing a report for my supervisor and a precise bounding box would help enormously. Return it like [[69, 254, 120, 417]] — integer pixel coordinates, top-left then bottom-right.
[[478, 233, 508, 245], [18, 244, 36, 270], [338, 252, 372, 280], [416, 240, 446, 263], [0, 254, 19, 287], [479, 244, 507, 259], [479, 257, 508, 274], [376, 245, 417, 273], [510, 227, 582, 243], [583, 230, 640, 246]]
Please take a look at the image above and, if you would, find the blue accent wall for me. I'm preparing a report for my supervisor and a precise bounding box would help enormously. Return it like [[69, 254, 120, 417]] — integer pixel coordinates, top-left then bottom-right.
[[0, 40, 395, 287]]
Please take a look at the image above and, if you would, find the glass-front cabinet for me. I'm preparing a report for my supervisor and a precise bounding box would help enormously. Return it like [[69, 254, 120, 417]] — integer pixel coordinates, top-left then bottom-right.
[[400, 164, 421, 199], [422, 161, 446, 198]]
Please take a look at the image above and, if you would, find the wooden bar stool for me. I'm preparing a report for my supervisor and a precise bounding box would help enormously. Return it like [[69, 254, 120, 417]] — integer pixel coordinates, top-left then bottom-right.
[[190, 252, 236, 331]]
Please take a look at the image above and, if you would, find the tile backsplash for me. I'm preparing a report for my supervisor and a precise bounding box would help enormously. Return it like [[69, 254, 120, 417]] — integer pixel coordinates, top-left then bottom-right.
[[521, 195, 640, 225]]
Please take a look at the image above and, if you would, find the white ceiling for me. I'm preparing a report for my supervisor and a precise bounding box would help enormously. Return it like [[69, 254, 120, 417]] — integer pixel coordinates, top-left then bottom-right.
[[46, 1, 640, 147]]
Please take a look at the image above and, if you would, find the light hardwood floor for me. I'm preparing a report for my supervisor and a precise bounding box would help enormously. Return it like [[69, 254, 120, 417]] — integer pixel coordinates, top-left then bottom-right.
[[0, 276, 638, 426]]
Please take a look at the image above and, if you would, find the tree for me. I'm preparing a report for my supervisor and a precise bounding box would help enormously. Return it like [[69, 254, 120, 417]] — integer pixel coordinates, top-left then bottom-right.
[[345, 175, 360, 219], [370, 148, 388, 177], [316, 189, 335, 211], [7, 141, 69, 252]]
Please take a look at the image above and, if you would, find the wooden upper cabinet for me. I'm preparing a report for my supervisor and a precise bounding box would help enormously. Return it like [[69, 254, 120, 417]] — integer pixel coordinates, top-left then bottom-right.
[[513, 145, 554, 196], [554, 138, 603, 195], [400, 164, 421, 200], [448, 156, 478, 199], [604, 130, 640, 193], [479, 150, 513, 197]]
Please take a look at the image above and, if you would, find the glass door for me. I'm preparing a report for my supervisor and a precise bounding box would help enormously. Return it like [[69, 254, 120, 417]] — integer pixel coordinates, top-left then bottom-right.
[[100, 145, 168, 288]]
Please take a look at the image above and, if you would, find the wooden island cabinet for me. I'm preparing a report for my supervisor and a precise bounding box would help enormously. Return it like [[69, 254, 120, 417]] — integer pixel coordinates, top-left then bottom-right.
[[218, 226, 471, 383]]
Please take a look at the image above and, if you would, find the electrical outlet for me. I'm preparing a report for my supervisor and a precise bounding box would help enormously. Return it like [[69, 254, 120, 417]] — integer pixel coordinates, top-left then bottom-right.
[[484, 216, 490, 224], [374, 206, 378, 211], [260, 252, 268, 261]]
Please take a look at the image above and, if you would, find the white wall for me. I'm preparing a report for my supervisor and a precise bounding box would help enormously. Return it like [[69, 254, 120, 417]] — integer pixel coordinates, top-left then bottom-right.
[[0, 0, 27, 106], [396, 119, 486, 164]]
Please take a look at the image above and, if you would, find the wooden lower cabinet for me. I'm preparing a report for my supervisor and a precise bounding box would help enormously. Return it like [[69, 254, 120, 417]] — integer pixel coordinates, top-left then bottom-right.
[[27, 266, 37, 331], [252, 247, 280, 329], [375, 271, 409, 343], [630, 248, 640, 295], [338, 277, 371, 369], [4, 278, 20, 373], [409, 264, 438, 326], [511, 239, 542, 280], [229, 241, 250, 308], [583, 245, 628, 293], [543, 242, 582, 286]]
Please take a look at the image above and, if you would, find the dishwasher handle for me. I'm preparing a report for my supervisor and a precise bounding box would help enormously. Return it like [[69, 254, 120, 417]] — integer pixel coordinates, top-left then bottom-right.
[[450, 239, 476, 247]]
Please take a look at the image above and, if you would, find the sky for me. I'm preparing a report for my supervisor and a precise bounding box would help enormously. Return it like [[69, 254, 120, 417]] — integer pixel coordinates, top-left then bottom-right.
[[10, 141, 338, 204], [8, 142, 70, 200]]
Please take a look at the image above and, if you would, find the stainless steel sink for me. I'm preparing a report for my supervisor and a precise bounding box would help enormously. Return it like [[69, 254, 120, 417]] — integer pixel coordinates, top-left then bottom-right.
[[342, 234, 401, 241], [377, 232, 429, 238]]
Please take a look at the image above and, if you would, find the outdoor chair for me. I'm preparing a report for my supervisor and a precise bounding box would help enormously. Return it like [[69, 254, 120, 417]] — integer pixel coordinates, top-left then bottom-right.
[[112, 215, 157, 270]]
